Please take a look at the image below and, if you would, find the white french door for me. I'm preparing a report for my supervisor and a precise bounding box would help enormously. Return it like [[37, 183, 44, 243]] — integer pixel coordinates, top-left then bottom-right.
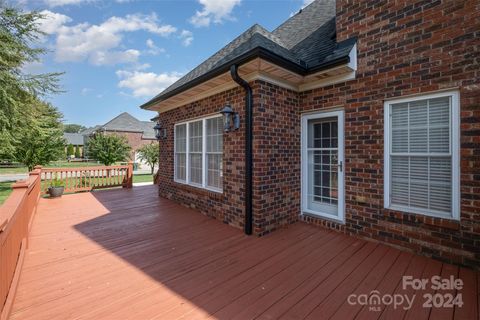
[[301, 110, 345, 222]]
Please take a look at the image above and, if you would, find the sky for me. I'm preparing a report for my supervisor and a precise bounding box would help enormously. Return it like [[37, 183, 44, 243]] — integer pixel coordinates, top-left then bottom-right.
[[15, 0, 313, 128]]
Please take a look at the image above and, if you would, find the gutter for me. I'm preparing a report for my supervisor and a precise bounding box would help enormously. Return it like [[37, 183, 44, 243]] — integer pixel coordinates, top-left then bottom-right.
[[139, 47, 350, 110], [230, 64, 253, 236]]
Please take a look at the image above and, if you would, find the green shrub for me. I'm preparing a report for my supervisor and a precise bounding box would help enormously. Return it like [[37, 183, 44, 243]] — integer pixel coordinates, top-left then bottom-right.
[[67, 144, 74, 157], [49, 178, 64, 188], [75, 145, 81, 158]]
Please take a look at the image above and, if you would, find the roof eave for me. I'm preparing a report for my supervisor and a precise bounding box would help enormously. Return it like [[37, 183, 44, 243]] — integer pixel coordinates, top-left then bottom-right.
[[140, 45, 352, 111], [140, 45, 350, 111]]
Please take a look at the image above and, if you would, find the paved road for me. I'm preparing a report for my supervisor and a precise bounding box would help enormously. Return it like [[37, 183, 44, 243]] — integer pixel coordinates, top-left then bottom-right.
[[0, 174, 27, 182]]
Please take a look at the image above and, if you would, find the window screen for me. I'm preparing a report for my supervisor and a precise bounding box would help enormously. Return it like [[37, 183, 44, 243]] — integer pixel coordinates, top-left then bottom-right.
[[389, 96, 452, 215], [206, 117, 223, 189], [174, 116, 223, 191], [188, 120, 203, 185], [174, 124, 186, 181]]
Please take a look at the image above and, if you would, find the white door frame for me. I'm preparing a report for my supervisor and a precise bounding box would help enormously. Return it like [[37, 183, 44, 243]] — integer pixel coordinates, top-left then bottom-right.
[[301, 110, 345, 223]]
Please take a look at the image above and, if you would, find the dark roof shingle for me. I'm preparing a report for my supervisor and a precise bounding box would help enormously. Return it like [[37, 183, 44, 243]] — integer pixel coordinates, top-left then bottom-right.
[[142, 0, 355, 108], [81, 113, 156, 140], [63, 133, 84, 145]]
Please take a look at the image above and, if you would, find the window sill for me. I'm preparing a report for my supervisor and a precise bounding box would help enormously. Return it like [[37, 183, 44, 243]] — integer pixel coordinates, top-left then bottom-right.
[[386, 204, 459, 221]]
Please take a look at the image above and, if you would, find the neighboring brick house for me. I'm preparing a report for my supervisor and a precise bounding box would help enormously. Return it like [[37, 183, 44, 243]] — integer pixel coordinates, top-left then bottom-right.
[[63, 133, 84, 158], [83, 112, 156, 162], [140, 0, 479, 268]]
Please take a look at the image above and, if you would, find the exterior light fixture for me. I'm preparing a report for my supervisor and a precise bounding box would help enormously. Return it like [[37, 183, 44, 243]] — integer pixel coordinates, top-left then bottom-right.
[[154, 121, 166, 140], [219, 104, 240, 132]]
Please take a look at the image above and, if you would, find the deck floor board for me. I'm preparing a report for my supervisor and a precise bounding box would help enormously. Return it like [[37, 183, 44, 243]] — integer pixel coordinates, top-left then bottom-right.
[[8, 185, 478, 320]]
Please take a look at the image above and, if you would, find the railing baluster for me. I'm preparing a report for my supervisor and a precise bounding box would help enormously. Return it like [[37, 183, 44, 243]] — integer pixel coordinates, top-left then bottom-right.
[[38, 164, 132, 195]]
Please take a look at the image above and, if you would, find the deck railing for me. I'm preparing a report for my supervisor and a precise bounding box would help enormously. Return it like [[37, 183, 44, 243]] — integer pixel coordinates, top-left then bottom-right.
[[0, 163, 133, 319], [0, 169, 41, 319], [40, 163, 133, 195]]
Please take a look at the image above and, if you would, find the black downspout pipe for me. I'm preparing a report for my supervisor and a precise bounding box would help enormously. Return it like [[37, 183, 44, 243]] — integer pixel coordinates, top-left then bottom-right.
[[230, 64, 253, 235]]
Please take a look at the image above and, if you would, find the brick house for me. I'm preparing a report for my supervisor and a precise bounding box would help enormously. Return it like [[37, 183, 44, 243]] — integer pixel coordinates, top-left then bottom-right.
[[83, 112, 156, 162], [140, 0, 480, 268]]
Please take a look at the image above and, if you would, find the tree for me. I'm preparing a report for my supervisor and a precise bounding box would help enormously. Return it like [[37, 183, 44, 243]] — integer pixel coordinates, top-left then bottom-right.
[[67, 144, 74, 157], [87, 134, 131, 166], [14, 101, 66, 171], [64, 124, 86, 133], [0, 4, 63, 161], [75, 145, 81, 158], [136, 142, 159, 174]]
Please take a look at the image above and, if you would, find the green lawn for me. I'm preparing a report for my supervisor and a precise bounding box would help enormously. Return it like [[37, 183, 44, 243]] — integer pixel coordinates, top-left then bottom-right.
[[133, 174, 153, 183], [45, 161, 100, 168], [0, 166, 28, 174], [0, 181, 14, 205], [0, 161, 102, 175]]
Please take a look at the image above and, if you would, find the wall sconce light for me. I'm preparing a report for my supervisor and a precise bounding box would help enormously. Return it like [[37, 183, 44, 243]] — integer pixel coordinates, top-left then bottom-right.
[[154, 121, 167, 140], [219, 104, 240, 132]]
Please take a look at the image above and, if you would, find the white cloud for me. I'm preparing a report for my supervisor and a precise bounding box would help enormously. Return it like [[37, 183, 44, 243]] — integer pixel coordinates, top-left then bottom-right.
[[43, 0, 93, 7], [89, 49, 140, 65], [22, 60, 44, 73], [145, 39, 165, 55], [81, 87, 93, 95], [37, 10, 72, 35], [133, 63, 151, 71], [46, 13, 176, 65], [179, 30, 193, 46], [116, 70, 181, 98], [291, 0, 315, 16], [189, 0, 241, 27]]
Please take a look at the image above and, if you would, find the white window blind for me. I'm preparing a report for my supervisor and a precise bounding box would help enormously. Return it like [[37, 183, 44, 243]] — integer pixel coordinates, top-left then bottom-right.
[[189, 120, 203, 185], [174, 124, 186, 182], [206, 117, 223, 189], [174, 115, 223, 192], [385, 92, 459, 219]]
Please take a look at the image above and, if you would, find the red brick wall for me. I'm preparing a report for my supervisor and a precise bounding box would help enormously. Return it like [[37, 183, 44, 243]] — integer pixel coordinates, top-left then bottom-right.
[[293, 0, 479, 267], [252, 81, 301, 235], [157, 87, 247, 229], [156, 0, 479, 268], [105, 131, 155, 160]]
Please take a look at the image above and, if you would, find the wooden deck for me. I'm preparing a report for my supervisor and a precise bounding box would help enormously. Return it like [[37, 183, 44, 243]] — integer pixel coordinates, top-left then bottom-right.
[[9, 185, 479, 320]]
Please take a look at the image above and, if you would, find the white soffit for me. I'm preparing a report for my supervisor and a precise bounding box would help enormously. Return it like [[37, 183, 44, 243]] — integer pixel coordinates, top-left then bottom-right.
[[151, 45, 357, 113]]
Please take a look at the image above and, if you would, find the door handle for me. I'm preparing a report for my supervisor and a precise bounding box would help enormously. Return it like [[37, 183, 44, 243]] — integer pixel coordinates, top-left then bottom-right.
[[338, 161, 343, 172]]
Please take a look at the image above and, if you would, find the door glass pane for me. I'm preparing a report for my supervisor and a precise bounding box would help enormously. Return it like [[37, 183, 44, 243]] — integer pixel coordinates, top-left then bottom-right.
[[307, 117, 339, 216]]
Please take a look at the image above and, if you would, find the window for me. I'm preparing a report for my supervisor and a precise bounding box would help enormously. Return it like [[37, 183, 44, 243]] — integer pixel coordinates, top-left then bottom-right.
[[174, 124, 186, 181], [206, 117, 223, 189], [384, 91, 460, 219], [174, 115, 223, 192], [189, 120, 203, 185]]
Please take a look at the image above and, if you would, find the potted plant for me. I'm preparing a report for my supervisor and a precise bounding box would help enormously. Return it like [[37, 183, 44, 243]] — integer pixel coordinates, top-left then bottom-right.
[[48, 177, 65, 198]]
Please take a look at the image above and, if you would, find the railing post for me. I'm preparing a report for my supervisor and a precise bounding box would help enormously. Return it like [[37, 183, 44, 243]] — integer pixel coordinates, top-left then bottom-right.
[[33, 166, 43, 195], [127, 161, 133, 188], [11, 181, 29, 248], [28, 168, 41, 236]]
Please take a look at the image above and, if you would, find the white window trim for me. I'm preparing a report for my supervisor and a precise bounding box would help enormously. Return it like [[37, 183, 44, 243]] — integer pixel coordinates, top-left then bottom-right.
[[174, 114, 223, 193], [301, 110, 345, 223], [384, 90, 460, 220]]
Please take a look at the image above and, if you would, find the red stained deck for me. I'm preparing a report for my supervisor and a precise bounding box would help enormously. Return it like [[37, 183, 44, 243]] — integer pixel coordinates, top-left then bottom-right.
[[9, 185, 479, 319]]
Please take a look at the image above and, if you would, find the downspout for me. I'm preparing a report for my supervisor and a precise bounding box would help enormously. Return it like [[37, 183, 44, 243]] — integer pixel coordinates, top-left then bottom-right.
[[230, 64, 253, 235]]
